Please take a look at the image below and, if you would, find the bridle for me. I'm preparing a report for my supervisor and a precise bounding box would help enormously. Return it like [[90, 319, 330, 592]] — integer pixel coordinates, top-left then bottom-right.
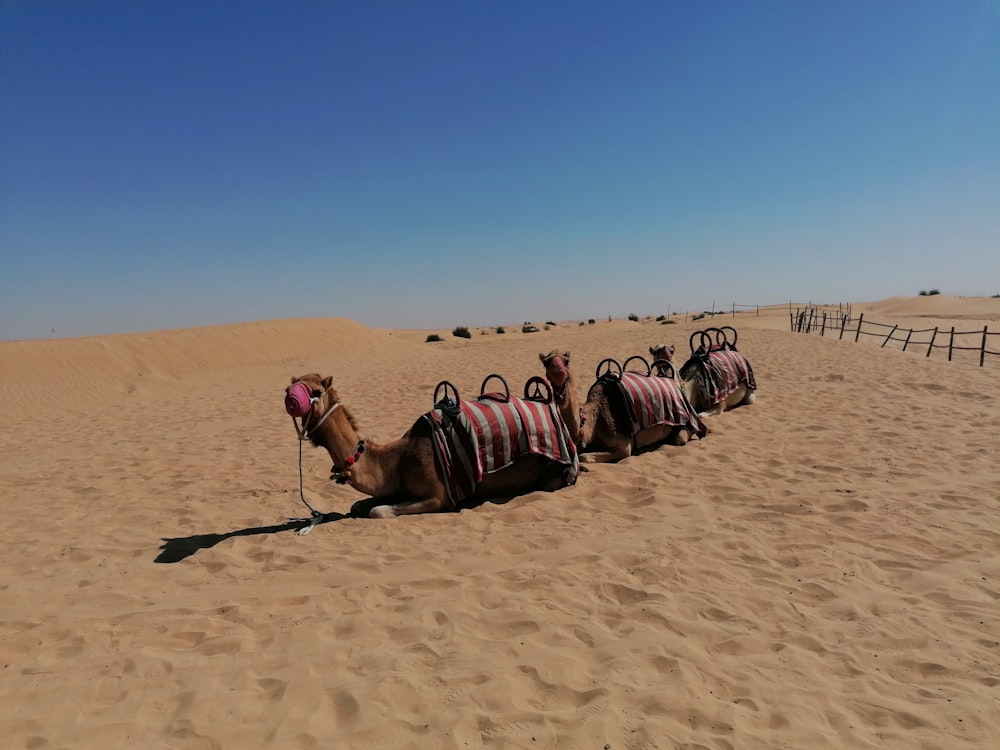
[[284, 382, 350, 534]]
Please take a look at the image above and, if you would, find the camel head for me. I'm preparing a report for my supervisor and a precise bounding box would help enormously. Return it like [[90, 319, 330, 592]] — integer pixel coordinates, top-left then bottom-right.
[[539, 351, 571, 387], [285, 373, 359, 449], [285, 373, 333, 417], [649, 344, 674, 362]]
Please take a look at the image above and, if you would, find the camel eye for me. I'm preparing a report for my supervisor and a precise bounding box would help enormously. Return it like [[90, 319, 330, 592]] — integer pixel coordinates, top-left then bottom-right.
[[311, 389, 322, 399]]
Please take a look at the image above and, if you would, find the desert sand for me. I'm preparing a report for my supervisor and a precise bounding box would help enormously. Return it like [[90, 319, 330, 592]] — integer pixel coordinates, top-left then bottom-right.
[[1, 295, 998, 749]]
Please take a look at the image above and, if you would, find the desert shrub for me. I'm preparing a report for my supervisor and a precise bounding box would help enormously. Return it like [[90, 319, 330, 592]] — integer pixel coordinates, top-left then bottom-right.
[[426, 334, 444, 342], [522, 324, 539, 333], [656, 314, 666, 321], [919, 290, 928, 296], [452, 326, 472, 339], [660, 319, 676, 325], [496, 326, 505, 334], [545, 321, 556, 326], [993, 293, 1000, 298], [628, 313, 639, 322], [588, 319, 596, 325], [691, 313, 705, 321], [928, 289, 940, 295], [579, 321, 585, 326]]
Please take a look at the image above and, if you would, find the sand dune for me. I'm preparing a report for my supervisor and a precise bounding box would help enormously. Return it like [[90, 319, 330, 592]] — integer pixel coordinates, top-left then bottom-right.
[[2, 296, 998, 749]]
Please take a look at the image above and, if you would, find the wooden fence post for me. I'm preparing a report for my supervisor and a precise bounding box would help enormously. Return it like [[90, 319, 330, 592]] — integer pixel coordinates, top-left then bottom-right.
[[881, 325, 898, 348], [839, 313, 847, 339], [981, 326, 989, 367], [820, 312, 827, 337], [902, 328, 913, 351], [926, 328, 938, 357], [948, 327, 955, 361], [854, 313, 864, 342], [732, 303, 736, 318], [756, 305, 759, 316]]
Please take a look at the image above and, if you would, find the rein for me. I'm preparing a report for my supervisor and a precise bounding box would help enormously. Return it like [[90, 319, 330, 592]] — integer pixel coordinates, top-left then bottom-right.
[[286, 391, 342, 534]]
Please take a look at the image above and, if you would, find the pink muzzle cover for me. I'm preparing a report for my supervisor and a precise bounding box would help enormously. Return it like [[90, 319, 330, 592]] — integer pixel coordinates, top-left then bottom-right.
[[547, 358, 568, 387], [285, 382, 313, 417]]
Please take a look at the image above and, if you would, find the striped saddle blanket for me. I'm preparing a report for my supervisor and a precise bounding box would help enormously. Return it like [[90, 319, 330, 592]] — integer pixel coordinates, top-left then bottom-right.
[[616, 371, 707, 439], [697, 349, 757, 406], [423, 397, 579, 508]]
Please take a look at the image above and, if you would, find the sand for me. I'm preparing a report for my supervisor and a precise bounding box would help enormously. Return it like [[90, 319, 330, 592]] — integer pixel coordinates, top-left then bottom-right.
[[2, 295, 998, 749]]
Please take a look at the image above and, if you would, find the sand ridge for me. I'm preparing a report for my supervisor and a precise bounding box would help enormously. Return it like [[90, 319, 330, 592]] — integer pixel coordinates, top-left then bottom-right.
[[1, 296, 998, 749]]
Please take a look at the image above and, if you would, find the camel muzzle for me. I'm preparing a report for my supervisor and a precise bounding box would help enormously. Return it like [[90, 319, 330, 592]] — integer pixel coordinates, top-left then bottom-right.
[[546, 358, 568, 386], [285, 382, 316, 418]]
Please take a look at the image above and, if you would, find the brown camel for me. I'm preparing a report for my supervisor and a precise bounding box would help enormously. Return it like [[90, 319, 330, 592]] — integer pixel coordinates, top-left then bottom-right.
[[284, 373, 579, 518], [578, 356, 707, 463], [539, 350, 582, 445], [651, 326, 757, 415]]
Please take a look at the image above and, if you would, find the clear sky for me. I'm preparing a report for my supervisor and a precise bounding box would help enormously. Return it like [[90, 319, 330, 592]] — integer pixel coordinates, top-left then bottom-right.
[[2, 1, 999, 340]]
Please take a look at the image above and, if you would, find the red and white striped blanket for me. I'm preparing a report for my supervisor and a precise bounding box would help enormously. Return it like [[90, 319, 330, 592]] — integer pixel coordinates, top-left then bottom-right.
[[698, 349, 756, 406], [424, 397, 579, 508], [617, 371, 707, 439]]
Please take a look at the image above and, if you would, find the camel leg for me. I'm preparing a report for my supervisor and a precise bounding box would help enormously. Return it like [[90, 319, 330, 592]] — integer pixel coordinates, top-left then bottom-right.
[[580, 442, 632, 464], [742, 388, 756, 406], [370, 496, 450, 518], [670, 427, 691, 446]]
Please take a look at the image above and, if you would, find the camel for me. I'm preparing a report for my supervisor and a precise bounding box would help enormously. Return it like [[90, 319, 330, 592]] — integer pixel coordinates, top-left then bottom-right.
[[284, 373, 579, 518], [650, 326, 757, 416], [539, 350, 582, 445], [577, 355, 707, 464]]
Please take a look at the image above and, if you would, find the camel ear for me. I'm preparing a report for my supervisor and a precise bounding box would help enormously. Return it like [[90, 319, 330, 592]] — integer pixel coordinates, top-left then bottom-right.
[[321, 376, 334, 389], [563, 351, 570, 364], [649, 346, 656, 355], [669, 345, 675, 355], [290, 375, 298, 385], [539, 352, 546, 363]]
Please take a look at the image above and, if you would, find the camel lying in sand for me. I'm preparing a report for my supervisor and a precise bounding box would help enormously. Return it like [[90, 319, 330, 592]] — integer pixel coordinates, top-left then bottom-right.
[[650, 325, 757, 416], [577, 355, 707, 463], [284, 373, 579, 518], [539, 350, 581, 445]]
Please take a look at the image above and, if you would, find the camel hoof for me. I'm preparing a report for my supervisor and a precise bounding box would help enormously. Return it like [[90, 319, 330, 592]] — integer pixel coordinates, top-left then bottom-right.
[[370, 505, 398, 519], [580, 454, 598, 464]]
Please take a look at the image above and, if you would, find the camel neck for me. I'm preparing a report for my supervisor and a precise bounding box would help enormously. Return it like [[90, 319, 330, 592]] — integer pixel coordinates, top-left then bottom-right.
[[337, 439, 403, 498], [313, 412, 403, 498]]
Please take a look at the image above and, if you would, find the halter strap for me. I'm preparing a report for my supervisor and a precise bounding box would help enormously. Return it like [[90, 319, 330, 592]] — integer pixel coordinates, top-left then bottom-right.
[[292, 401, 340, 441]]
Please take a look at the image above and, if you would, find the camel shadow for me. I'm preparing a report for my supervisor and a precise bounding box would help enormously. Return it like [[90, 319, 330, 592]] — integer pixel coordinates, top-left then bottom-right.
[[156, 489, 560, 564], [155, 511, 351, 564]]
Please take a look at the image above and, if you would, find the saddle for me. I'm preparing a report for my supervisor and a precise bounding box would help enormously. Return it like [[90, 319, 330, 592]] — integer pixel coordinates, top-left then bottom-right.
[[424, 374, 579, 507], [589, 356, 706, 440], [684, 326, 756, 405]]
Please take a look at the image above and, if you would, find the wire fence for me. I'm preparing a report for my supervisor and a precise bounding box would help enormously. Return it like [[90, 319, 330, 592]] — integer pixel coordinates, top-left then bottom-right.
[[791, 306, 999, 368]]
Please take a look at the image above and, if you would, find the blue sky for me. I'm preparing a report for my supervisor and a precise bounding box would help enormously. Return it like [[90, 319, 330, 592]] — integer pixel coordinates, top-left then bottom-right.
[[2, 1, 999, 340]]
